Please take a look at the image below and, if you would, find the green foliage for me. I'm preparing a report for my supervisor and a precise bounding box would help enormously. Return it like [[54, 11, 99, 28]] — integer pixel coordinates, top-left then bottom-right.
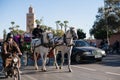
[[55, 30, 64, 37], [90, 0, 120, 39], [94, 29, 107, 39], [77, 29, 86, 39], [35, 19, 41, 25], [9, 21, 25, 35], [55, 20, 69, 32]]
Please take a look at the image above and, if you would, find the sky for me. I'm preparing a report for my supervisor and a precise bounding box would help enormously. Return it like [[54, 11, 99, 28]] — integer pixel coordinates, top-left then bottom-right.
[[0, 0, 104, 39]]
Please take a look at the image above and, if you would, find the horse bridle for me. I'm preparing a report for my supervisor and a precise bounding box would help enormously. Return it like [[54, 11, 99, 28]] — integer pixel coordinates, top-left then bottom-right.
[[63, 29, 75, 46]]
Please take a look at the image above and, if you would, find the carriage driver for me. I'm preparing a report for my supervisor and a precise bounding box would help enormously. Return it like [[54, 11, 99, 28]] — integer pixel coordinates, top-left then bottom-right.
[[32, 24, 44, 39], [1, 33, 22, 70]]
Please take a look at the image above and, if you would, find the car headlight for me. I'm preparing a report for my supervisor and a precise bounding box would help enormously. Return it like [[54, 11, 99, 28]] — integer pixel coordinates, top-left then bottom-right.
[[101, 50, 106, 56], [92, 50, 106, 56], [13, 57, 18, 63]]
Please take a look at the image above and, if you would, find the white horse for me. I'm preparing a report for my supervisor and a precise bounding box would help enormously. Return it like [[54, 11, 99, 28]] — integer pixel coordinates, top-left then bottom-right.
[[31, 30, 53, 71], [53, 27, 78, 72]]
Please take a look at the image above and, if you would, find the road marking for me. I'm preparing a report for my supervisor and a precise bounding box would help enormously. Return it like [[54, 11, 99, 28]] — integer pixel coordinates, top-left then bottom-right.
[[25, 75, 38, 80], [105, 72, 120, 76], [72, 65, 96, 71], [72, 65, 120, 76]]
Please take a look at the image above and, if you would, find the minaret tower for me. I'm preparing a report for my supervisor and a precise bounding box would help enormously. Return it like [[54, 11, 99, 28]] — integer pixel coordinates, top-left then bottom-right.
[[26, 6, 35, 33]]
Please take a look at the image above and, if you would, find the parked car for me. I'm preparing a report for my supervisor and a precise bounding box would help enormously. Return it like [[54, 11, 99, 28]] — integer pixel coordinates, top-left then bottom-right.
[[57, 40, 106, 63], [71, 40, 106, 63]]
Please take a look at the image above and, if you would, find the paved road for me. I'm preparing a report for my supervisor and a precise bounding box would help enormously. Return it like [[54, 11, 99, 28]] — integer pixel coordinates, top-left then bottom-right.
[[0, 54, 120, 80]]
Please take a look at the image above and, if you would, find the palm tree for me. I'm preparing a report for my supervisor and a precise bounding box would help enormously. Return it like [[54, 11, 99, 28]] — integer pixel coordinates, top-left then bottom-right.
[[9, 22, 22, 35], [9, 21, 14, 30], [35, 19, 41, 25], [40, 17, 43, 25], [9, 21, 15, 33], [59, 23, 64, 31], [15, 25, 20, 30], [35, 17, 43, 26], [11, 21, 15, 27], [47, 27, 52, 31], [64, 20, 69, 32], [9, 27, 13, 31], [3, 29, 7, 41], [15, 25, 20, 33], [55, 20, 61, 30]]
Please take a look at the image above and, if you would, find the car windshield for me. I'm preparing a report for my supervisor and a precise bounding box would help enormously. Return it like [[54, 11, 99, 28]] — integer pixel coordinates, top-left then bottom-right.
[[74, 40, 90, 47]]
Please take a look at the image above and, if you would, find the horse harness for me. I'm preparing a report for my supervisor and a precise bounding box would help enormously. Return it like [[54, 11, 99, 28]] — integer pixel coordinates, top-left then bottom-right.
[[32, 29, 75, 53]]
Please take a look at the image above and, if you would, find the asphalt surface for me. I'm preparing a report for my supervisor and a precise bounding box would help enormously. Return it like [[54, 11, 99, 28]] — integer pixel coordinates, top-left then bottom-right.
[[0, 53, 120, 80]]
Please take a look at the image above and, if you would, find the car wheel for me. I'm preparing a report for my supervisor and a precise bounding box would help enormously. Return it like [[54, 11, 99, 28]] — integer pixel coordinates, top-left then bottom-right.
[[75, 53, 82, 63]]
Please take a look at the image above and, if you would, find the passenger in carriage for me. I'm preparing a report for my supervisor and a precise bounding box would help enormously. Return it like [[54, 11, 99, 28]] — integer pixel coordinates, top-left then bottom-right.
[[24, 32, 32, 42], [22, 32, 32, 52], [32, 24, 44, 39], [13, 33, 22, 52]]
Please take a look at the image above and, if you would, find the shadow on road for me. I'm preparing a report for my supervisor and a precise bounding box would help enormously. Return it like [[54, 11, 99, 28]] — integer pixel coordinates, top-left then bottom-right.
[[96, 54, 120, 67], [21, 68, 70, 76]]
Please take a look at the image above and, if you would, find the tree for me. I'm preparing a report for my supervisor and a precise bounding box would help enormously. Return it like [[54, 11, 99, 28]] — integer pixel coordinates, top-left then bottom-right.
[[11, 21, 15, 26], [35, 19, 41, 25], [3, 29, 7, 41], [55, 20, 69, 36], [55, 30, 64, 37], [77, 29, 86, 39], [55, 20, 61, 30], [40, 25, 47, 30], [90, 0, 120, 40], [64, 20, 69, 32], [47, 27, 52, 31], [35, 17, 43, 25], [9, 21, 25, 35], [59, 23, 64, 31]]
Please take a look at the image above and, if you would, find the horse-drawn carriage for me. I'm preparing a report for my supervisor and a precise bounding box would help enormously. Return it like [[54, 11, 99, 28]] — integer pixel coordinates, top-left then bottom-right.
[[31, 27, 78, 72], [13, 27, 77, 72], [0, 27, 78, 76]]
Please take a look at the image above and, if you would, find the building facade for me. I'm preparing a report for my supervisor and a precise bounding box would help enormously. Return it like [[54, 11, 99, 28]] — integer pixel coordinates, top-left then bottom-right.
[[109, 32, 120, 45]]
